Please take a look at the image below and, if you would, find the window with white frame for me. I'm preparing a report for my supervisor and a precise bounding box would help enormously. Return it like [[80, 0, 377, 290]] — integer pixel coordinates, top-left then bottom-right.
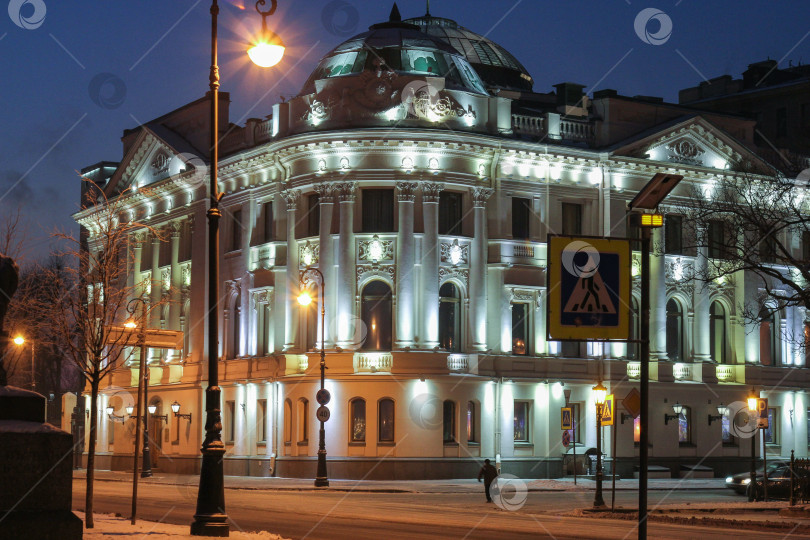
[[514, 401, 530, 443]]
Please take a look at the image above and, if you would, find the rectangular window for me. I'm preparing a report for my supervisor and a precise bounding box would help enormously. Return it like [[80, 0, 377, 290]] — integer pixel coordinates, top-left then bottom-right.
[[263, 201, 274, 242], [362, 189, 395, 232], [467, 401, 477, 443], [438, 192, 463, 235], [803, 231, 810, 263], [257, 399, 267, 443], [777, 107, 787, 138], [231, 209, 242, 251], [512, 197, 531, 240], [764, 408, 777, 444], [307, 194, 320, 237], [511, 303, 530, 356], [514, 401, 530, 442], [226, 400, 235, 443], [109, 418, 114, 445], [759, 226, 777, 263], [561, 202, 582, 236], [678, 406, 691, 444], [665, 215, 683, 255], [708, 220, 729, 259], [722, 410, 734, 444], [443, 401, 456, 443]]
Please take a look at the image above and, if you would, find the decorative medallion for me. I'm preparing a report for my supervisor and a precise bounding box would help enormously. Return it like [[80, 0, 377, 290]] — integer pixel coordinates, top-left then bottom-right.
[[359, 235, 393, 263], [300, 241, 319, 267], [440, 239, 468, 266], [666, 138, 705, 166]]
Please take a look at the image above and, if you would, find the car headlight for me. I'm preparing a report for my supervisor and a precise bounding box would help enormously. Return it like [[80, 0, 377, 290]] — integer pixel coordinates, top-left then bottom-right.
[[725, 476, 733, 483], [742, 478, 751, 485]]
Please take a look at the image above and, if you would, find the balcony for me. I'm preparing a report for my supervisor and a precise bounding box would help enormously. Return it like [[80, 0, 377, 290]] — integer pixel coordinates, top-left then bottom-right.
[[511, 112, 594, 145], [673, 362, 692, 381], [493, 240, 545, 266], [716, 364, 735, 383], [447, 354, 470, 373], [627, 361, 641, 380], [353, 352, 393, 373]]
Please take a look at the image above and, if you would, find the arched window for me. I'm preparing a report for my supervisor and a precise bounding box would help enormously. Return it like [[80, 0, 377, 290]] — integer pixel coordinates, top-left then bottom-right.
[[283, 399, 292, 444], [350, 398, 366, 443], [710, 301, 727, 363], [666, 298, 684, 361], [512, 303, 530, 356], [443, 400, 456, 443], [629, 297, 640, 360], [361, 281, 393, 351], [378, 398, 395, 442], [297, 398, 309, 443], [759, 308, 778, 366], [678, 406, 691, 444], [439, 283, 461, 352]]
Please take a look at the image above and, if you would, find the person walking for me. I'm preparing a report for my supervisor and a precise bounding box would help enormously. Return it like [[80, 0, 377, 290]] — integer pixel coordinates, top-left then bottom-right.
[[477, 459, 498, 503]]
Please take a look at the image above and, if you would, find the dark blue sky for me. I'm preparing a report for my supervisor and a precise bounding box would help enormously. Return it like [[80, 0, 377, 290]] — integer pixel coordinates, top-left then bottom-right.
[[2, 0, 809, 261]]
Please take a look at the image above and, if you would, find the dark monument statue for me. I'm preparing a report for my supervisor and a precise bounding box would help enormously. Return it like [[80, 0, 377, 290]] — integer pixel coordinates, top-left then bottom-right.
[[0, 252, 19, 387], [0, 254, 82, 539]]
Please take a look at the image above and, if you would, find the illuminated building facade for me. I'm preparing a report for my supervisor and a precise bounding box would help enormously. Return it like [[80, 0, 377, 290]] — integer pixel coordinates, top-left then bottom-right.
[[72, 7, 810, 479]]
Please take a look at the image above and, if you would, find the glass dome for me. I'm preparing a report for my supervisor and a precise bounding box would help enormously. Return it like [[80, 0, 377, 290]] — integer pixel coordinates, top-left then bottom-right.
[[299, 22, 489, 96], [404, 15, 534, 92]]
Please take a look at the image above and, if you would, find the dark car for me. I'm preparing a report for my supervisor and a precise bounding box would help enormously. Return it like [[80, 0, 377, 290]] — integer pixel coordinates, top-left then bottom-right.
[[725, 460, 788, 494], [747, 465, 810, 501]]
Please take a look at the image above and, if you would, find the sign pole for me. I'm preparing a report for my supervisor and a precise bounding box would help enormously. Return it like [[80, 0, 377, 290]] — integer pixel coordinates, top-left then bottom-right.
[[573, 420, 577, 485], [611, 409, 617, 511], [639, 225, 651, 539]]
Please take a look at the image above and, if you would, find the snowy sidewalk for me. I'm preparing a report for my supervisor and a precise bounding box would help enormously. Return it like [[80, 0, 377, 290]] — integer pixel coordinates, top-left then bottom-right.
[[74, 469, 727, 493], [78, 513, 288, 540]]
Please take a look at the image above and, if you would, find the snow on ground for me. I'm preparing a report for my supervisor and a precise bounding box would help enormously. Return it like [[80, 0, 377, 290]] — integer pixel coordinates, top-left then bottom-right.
[[77, 513, 289, 540]]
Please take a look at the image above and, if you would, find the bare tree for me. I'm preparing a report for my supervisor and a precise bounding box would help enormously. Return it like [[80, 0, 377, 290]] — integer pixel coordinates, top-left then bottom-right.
[[680, 170, 810, 339], [42, 180, 162, 529]]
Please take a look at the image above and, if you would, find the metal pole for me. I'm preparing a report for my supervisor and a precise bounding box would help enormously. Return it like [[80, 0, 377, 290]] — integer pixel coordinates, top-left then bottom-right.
[[191, 0, 228, 535], [749, 426, 757, 501], [762, 428, 768, 501], [141, 364, 153, 478], [314, 269, 329, 487], [638, 225, 651, 539], [130, 328, 146, 525], [611, 411, 617, 512], [594, 401, 605, 508]]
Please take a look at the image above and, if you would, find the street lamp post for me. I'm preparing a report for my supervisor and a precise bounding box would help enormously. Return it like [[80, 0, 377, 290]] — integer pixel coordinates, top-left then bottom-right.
[[125, 297, 148, 524], [592, 381, 607, 509], [748, 389, 759, 501], [12, 335, 35, 391], [192, 2, 285, 536], [298, 267, 329, 487]]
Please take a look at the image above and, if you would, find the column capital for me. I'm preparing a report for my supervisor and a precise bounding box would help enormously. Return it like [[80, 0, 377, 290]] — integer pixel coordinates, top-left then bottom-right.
[[334, 181, 357, 203], [134, 231, 147, 246], [396, 181, 419, 202], [313, 182, 335, 204], [422, 182, 444, 203], [471, 187, 494, 208], [281, 189, 300, 211], [168, 221, 183, 238]]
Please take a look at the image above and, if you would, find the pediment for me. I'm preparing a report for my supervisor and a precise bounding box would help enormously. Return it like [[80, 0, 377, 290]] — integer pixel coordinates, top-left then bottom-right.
[[105, 127, 203, 196], [612, 117, 771, 173]]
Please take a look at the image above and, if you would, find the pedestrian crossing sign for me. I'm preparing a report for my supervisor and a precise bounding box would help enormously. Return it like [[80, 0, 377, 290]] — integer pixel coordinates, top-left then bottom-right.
[[547, 236, 631, 341], [561, 407, 573, 430], [601, 394, 615, 426]]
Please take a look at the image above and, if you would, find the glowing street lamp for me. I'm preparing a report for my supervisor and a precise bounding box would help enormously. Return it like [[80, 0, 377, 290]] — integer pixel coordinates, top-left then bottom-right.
[[247, 0, 285, 68], [297, 290, 313, 306], [193, 1, 286, 535], [12, 335, 35, 391], [748, 387, 759, 501]]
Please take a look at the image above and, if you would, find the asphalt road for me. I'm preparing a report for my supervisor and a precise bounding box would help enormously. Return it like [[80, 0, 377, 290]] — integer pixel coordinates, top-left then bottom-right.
[[73, 481, 805, 539]]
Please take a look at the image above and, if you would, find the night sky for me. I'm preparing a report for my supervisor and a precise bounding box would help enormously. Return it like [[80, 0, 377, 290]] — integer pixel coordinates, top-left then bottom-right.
[[2, 0, 809, 261]]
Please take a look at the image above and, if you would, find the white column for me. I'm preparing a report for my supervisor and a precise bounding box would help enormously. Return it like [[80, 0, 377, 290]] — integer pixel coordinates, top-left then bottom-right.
[[421, 182, 443, 349], [168, 222, 183, 362], [335, 182, 357, 348], [314, 182, 335, 348], [129, 232, 144, 292], [471, 187, 493, 351], [396, 181, 418, 348], [692, 224, 711, 362], [150, 233, 162, 362], [650, 227, 667, 360], [281, 189, 300, 351]]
